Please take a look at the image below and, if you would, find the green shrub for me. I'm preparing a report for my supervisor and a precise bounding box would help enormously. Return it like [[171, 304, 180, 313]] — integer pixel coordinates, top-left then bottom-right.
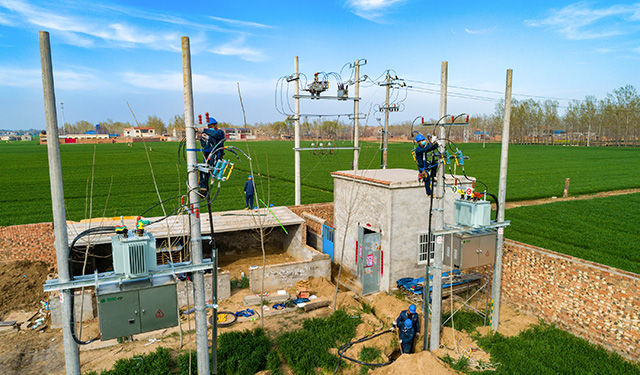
[[476, 323, 640, 375], [358, 346, 382, 375], [277, 310, 361, 375], [176, 350, 197, 375], [442, 309, 485, 333], [266, 350, 283, 375], [230, 275, 250, 290], [218, 328, 271, 375], [84, 347, 172, 375]]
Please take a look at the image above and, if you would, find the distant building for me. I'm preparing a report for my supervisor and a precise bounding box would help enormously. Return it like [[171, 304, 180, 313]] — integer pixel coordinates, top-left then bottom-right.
[[221, 127, 253, 140], [123, 127, 156, 138]]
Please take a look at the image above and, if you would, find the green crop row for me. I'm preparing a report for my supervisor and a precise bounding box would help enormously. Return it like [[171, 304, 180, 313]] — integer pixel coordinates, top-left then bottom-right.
[[474, 323, 640, 375], [2, 140, 640, 226], [505, 192, 640, 274]]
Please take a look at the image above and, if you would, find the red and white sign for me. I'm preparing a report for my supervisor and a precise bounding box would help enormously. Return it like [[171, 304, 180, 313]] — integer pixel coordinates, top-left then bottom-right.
[[498, 227, 504, 234], [366, 254, 374, 267], [465, 187, 473, 196], [436, 236, 443, 244]]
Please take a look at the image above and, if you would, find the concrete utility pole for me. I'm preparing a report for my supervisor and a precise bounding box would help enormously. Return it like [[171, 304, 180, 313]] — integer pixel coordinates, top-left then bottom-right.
[[294, 56, 301, 205], [429, 61, 448, 352], [60, 101, 65, 135], [491, 69, 512, 331], [39, 31, 81, 375], [353, 60, 360, 171], [382, 71, 390, 169], [181, 36, 210, 375]]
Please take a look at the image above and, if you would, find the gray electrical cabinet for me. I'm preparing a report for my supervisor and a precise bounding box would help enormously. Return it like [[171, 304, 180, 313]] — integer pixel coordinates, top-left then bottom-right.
[[97, 275, 177, 340], [443, 230, 497, 269]]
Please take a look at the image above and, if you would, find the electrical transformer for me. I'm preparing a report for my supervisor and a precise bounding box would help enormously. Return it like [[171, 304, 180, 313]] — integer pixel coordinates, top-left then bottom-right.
[[453, 199, 491, 227], [96, 231, 178, 340], [443, 230, 497, 269]]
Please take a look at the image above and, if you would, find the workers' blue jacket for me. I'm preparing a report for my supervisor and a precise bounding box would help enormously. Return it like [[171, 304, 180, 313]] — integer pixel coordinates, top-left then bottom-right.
[[396, 310, 420, 335], [398, 324, 416, 353], [413, 142, 438, 173], [201, 128, 225, 162], [244, 180, 255, 196]]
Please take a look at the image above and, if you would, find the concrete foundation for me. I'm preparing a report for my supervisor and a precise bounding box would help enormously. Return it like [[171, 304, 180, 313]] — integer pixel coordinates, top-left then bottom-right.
[[49, 289, 95, 328], [177, 271, 231, 307]]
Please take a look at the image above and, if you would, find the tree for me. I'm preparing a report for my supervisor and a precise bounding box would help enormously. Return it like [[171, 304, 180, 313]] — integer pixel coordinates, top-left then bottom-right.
[[167, 114, 185, 133], [145, 115, 166, 134]]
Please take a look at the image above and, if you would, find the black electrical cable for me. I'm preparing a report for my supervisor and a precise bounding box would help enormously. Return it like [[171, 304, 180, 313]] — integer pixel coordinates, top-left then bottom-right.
[[484, 192, 499, 221], [332, 329, 395, 374], [69, 292, 100, 345]]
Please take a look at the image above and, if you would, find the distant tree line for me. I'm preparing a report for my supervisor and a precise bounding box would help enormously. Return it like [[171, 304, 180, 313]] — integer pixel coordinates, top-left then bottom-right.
[[57, 85, 639, 146]]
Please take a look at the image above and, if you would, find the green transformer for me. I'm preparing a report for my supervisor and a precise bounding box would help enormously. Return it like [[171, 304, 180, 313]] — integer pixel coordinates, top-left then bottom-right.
[[97, 275, 178, 340]]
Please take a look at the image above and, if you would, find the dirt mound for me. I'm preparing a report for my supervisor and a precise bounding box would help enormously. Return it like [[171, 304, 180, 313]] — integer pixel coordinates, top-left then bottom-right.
[[370, 350, 457, 375], [309, 276, 360, 311], [0, 261, 53, 319], [438, 326, 491, 363], [371, 293, 413, 327]]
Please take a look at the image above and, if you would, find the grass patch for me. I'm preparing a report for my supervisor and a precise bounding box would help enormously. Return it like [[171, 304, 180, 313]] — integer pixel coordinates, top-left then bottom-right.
[[475, 323, 640, 375], [441, 353, 471, 372], [84, 346, 172, 375], [3, 141, 640, 226], [276, 309, 361, 375], [230, 275, 249, 290], [505, 192, 640, 274], [442, 309, 486, 333], [358, 346, 382, 375]]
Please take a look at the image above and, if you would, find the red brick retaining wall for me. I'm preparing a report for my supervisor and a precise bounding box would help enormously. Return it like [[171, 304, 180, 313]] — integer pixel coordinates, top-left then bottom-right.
[[501, 239, 640, 361], [0, 223, 56, 266]]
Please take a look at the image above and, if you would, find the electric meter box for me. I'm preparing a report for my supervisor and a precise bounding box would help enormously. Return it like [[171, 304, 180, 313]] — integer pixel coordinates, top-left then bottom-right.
[[443, 230, 497, 269], [97, 275, 177, 340], [111, 233, 157, 278], [453, 199, 491, 227]]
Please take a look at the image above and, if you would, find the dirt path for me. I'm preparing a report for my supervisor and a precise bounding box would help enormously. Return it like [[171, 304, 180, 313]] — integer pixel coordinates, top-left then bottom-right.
[[501, 188, 640, 209]]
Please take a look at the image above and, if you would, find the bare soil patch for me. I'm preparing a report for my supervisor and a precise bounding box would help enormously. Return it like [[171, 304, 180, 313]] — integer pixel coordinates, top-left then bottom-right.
[[0, 261, 53, 319]]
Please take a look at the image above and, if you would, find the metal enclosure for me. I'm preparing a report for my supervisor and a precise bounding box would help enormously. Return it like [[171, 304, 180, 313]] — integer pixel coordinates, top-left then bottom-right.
[[111, 233, 157, 278], [97, 275, 177, 340], [358, 226, 381, 295], [453, 200, 491, 227], [443, 230, 497, 269]]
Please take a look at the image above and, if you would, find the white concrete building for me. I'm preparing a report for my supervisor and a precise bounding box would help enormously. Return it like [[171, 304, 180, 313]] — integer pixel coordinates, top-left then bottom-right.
[[331, 168, 474, 294]]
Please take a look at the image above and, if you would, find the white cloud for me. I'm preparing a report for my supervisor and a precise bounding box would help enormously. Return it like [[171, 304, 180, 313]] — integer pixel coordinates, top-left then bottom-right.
[[526, 2, 640, 40], [0, 66, 107, 90], [0, 11, 13, 25], [345, 0, 407, 22], [209, 16, 272, 29], [465, 28, 494, 35], [211, 37, 265, 62], [0, 67, 40, 87], [120, 71, 272, 95]]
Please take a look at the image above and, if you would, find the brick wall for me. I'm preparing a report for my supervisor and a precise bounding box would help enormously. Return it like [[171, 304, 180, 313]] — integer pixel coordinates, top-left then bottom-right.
[[0, 223, 56, 266], [500, 239, 640, 361], [288, 202, 334, 233]]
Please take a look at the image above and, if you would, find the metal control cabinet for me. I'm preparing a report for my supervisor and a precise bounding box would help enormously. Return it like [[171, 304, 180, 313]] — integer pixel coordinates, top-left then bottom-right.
[[443, 230, 497, 269], [454, 200, 491, 227], [97, 275, 177, 340]]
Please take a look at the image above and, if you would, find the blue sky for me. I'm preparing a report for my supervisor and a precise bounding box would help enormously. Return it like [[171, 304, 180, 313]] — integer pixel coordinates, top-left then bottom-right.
[[1, 0, 639, 130]]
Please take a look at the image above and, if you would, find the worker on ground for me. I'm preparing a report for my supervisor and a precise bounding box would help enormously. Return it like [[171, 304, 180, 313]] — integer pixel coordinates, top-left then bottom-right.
[[398, 318, 416, 354], [244, 175, 255, 210], [198, 117, 226, 192], [394, 304, 421, 337], [413, 133, 439, 196]]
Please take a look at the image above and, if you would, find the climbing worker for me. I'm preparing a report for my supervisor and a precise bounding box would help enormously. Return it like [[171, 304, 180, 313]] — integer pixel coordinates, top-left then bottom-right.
[[413, 133, 439, 196], [198, 117, 226, 192], [394, 304, 421, 337], [244, 175, 255, 210], [398, 318, 416, 354]]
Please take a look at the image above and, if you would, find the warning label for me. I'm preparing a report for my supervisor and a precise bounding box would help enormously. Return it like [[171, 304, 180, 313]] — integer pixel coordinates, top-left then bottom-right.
[[155, 309, 164, 319]]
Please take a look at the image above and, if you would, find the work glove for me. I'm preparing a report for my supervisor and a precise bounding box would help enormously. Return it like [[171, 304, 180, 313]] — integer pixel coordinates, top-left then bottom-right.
[[431, 135, 438, 144], [399, 339, 403, 344]]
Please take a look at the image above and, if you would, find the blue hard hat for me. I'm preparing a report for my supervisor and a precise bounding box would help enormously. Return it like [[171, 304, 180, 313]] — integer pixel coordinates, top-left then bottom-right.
[[248, 175, 253, 179], [404, 319, 412, 329], [409, 304, 416, 314], [208, 117, 218, 125], [415, 134, 426, 142]]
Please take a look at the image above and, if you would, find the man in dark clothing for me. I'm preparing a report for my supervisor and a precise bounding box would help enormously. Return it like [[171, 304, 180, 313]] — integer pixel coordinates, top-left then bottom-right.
[[413, 133, 439, 196], [395, 304, 421, 336], [244, 175, 255, 210], [398, 318, 416, 354], [199, 117, 225, 191]]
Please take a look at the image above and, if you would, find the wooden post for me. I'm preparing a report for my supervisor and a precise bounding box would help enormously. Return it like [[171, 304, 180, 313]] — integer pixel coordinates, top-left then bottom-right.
[[563, 178, 570, 198]]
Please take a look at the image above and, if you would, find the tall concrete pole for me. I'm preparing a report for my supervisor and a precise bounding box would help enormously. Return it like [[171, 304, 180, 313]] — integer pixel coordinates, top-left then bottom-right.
[[39, 31, 81, 375], [294, 56, 301, 205], [182, 36, 210, 374], [429, 61, 447, 352], [353, 60, 360, 171], [491, 69, 512, 331], [382, 72, 390, 169]]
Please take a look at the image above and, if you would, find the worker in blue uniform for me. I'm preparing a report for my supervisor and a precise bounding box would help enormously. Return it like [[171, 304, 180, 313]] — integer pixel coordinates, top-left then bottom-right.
[[413, 133, 439, 196], [244, 175, 255, 210], [394, 304, 421, 337], [198, 117, 226, 192], [398, 318, 416, 354]]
